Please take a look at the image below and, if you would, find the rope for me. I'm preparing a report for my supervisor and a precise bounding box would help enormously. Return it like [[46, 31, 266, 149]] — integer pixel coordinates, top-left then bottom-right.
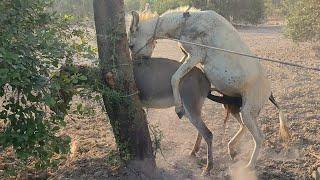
[[159, 37, 320, 72]]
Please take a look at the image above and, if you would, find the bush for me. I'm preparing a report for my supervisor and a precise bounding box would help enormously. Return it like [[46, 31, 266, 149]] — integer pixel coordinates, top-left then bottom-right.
[[0, 0, 94, 172], [235, 0, 265, 24], [264, 0, 285, 19], [139, 0, 192, 14], [53, 0, 94, 20], [284, 0, 320, 42], [210, 0, 264, 24], [130, 0, 265, 24], [125, 0, 141, 11]]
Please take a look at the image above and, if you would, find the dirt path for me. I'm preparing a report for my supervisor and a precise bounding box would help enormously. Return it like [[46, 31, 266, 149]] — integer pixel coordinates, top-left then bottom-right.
[[51, 26, 319, 180]]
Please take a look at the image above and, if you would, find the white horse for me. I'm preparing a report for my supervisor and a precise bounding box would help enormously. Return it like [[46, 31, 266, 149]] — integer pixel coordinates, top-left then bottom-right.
[[128, 7, 290, 175]]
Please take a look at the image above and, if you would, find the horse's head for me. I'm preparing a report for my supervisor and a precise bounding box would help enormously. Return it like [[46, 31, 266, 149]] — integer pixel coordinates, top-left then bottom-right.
[[128, 11, 158, 58]]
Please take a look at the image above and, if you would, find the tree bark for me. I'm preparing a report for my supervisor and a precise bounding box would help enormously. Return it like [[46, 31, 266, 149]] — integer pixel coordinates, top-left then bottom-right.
[[93, 0, 155, 175]]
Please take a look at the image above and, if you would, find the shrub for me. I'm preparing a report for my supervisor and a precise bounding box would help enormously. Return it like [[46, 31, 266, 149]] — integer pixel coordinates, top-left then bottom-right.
[[53, 0, 94, 20], [139, 0, 192, 14], [132, 0, 265, 24], [284, 0, 320, 42], [0, 0, 94, 172], [264, 0, 285, 19], [125, 0, 141, 11]]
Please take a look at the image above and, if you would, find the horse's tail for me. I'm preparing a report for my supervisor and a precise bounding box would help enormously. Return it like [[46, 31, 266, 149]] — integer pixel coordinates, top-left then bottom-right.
[[269, 93, 291, 142]]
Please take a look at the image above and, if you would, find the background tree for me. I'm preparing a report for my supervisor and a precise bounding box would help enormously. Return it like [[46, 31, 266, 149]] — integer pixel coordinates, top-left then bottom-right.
[[93, 0, 156, 175]]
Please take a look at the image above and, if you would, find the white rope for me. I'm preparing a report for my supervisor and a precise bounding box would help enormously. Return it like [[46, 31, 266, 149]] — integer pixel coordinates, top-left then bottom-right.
[[160, 37, 320, 72]]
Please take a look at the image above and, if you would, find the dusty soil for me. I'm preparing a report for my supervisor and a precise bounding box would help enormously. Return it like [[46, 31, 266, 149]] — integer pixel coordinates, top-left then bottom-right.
[[1, 25, 319, 179]]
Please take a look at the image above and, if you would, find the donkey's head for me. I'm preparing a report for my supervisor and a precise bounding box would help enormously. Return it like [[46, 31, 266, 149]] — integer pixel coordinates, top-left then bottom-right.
[[128, 11, 158, 58]]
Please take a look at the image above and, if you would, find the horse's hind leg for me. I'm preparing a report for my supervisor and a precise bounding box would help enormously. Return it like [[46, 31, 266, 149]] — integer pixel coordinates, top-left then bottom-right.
[[240, 93, 267, 169], [190, 132, 202, 156]]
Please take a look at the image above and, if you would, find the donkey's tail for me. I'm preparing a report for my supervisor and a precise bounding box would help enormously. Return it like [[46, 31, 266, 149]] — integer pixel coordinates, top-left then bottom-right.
[[207, 92, 242, 106], [269, 93, 291, 142], [207, 92, 242, 128]]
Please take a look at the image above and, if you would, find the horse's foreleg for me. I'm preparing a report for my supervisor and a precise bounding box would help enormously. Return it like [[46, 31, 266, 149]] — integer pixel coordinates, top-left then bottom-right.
[[171, 57, 202, 118], [179, 46, 189, 63]]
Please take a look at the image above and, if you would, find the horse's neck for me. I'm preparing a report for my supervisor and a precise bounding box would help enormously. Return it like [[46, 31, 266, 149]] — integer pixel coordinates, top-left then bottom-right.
[[156, 14, 184, 39]]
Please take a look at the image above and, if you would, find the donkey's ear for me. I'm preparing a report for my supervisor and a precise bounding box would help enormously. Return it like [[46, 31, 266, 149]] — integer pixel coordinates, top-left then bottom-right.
[[130, 11, 139, 32], [144, 3, 152, 13]]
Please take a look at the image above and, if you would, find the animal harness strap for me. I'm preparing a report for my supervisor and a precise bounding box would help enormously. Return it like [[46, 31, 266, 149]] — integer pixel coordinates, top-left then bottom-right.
[[179, 10, 191, 39]]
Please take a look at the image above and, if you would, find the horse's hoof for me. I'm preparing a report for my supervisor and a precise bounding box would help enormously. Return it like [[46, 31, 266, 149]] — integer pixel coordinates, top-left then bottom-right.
[[175, 106, 185, 119], [244, 163, 255, 171]]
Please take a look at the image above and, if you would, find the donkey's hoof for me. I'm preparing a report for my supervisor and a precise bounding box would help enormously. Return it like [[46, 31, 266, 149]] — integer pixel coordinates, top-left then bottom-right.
[[201, 163, 213, 176], [190, 151, 197, 157], [201, 170, 211, 176], [228, 148, 237, 160], [175, 106, 185, 119]]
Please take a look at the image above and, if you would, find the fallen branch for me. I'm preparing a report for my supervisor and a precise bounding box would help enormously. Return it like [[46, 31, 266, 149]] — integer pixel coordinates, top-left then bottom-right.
[[309, 152, 320, 160]]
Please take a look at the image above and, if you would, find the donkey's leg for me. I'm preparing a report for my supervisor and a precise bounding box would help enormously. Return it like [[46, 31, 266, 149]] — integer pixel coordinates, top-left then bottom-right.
[[184, 102, 213, 175], [187, 113, 213, 175], [190, 132, 202, 156], [183, 97, 213, 175], [228, 112, 246, 160]]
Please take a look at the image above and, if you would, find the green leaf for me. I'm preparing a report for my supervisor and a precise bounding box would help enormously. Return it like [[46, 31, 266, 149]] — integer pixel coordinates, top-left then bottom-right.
[[79, 75, 87, 81]]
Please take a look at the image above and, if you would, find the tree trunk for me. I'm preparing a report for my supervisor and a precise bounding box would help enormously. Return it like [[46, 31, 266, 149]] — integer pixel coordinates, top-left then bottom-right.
[[93, 0, 155, 175]]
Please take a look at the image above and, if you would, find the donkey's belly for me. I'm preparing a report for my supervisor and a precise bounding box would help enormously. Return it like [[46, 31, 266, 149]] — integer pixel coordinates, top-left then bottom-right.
[[134, 58, 210, 109], [140, 97, 174, 109]]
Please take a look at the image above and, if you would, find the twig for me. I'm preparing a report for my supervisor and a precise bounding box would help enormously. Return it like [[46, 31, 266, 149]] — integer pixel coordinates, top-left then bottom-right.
[[310, 152, 320, 160]]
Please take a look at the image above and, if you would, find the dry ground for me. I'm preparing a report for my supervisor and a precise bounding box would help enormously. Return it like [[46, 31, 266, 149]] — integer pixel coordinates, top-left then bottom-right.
[[1, 25, 319, 180]]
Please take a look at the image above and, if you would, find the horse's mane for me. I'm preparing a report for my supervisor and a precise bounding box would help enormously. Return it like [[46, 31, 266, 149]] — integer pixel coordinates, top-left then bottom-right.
[[139, 11, 159, 22], [162, 6, 200, 15], [138, 6, 200, 22]]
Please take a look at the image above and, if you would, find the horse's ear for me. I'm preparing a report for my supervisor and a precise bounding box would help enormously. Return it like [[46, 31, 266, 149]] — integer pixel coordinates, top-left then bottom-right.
[[130, 11, 139, 32]]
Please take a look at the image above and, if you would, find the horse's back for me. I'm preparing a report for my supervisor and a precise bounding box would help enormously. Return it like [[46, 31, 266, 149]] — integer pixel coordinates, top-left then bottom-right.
[[184, 10, 269, 95]]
